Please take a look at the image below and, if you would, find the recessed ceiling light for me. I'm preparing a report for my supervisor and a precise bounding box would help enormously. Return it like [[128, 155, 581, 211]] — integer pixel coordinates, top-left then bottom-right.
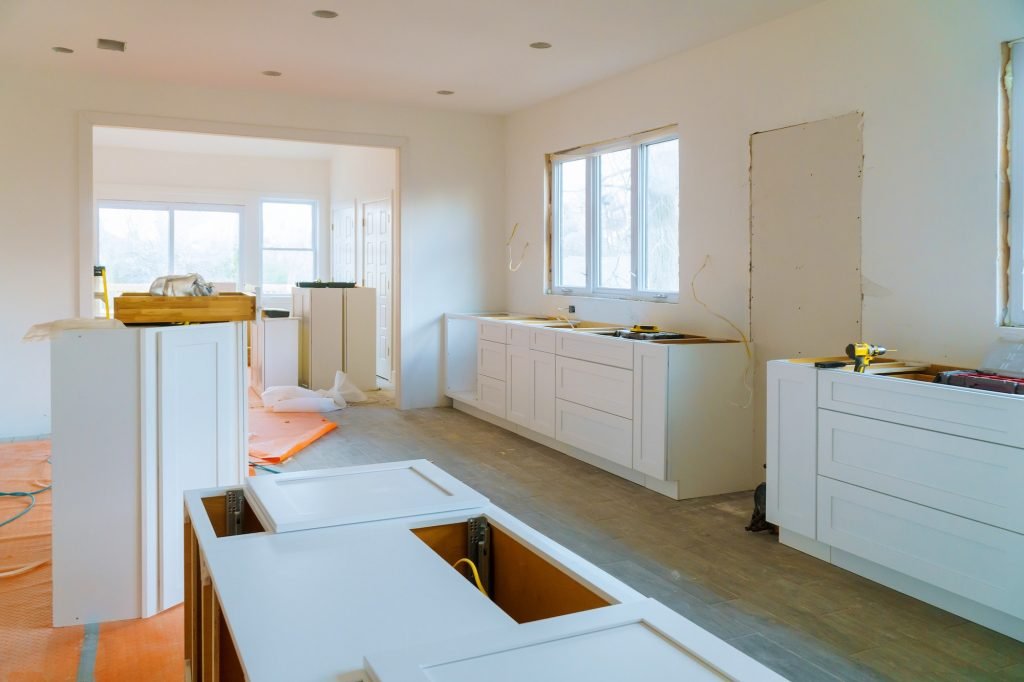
[[529, 42, 552, 49], [436, 90, 454, 96], [51, 46, 74, 54], [97, 38, 126, 52], [312, 10, 338, 18], [262, 70, 283, 77]]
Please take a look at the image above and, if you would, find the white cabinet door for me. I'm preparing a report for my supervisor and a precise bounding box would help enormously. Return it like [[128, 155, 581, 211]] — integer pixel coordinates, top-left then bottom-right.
[[765, 360, 818, 538], [555, 356, 633, 418], [530, 328, 557, 353], [507, 324, 530, 347], [530, 350, 556, 438], [818, 370, 1024, 449], [156, 323, 244, 611], [555, 332, 633, 369], [633, 344, 668, 479], [506, 345, 532, 428], [478, 374, 506, 418], [818, 477, 1024, 620], [818, 410, 1024, 533], [478, 339, 506, 381], [555, 399, 632, 468], [479, 320, 507, 344]]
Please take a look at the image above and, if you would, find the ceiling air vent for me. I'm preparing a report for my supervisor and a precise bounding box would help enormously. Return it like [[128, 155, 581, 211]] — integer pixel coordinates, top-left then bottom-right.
[[96, 38, 126, 52]]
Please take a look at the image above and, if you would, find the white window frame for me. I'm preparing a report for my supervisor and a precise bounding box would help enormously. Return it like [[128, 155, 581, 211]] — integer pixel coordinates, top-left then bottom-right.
[[549, 126, 679, 303], [259, 197, 319, 291], [95, 199, 244, 287], [1008, 40, 1024, 327]]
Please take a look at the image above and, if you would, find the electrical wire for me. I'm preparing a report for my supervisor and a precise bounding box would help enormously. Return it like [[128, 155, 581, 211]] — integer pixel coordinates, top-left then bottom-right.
[[452, 557, 487, 595], [0, 461, 53, 579], [690, 255, 754, 408], [506, 223, 529, 272], [0, 481, 51, 529]]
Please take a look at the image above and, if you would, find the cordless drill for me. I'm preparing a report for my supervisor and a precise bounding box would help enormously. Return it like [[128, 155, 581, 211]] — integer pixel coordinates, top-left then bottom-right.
[[845, 343, 891, 373]]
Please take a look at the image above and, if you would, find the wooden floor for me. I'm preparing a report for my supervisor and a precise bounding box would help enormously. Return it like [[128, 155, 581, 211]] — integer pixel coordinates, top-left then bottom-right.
[[284, 398, 1024, 681]]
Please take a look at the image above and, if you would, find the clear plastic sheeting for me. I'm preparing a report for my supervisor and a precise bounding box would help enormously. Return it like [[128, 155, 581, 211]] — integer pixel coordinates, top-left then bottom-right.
[[148, 273, 215, 297], [22, 318, 126, 343], [259, 370, 367, 413]]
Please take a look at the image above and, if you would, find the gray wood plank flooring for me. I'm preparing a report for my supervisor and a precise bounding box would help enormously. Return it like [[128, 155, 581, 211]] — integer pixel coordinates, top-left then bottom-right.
[[276, 399, 1024, 681]]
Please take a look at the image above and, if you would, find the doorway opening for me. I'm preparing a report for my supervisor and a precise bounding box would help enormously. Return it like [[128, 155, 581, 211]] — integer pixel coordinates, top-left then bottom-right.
[[86, 123, 400, 405]]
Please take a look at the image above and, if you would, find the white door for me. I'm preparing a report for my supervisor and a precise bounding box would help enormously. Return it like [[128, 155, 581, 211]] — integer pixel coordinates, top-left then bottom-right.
[[156, 323, 243, 611], [362, 199, 393, 381], [331, 203, 357, 282], [506, 345, 532, 428]]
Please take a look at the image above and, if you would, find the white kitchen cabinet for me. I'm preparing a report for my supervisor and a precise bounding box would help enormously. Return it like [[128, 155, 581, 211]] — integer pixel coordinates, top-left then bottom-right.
[[765, 360, 818, 539], [364, 599, 786, 682], [478, 374, 506, 418], [292, 286, 376, 392], [506, 345, 532, 427], [555, 331, 633, 369], [632, 344, 668, 479], [250, 315, 299, 393], [478, 338, 506, 380], [507, 346, 556, 438], [444, 313, 755, 500], [245, 460, 488, 533], [818, 477, 1024, 620], [51, 322, 247, 626], [555, 398, 633, 468], [768, 358, 1024, 641], [555, 355, 633, 419]]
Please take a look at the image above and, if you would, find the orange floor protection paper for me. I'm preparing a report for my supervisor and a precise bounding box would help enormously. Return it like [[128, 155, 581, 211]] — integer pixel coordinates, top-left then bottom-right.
[[0, 440, 183, 682], [248, 391, 339, 465]]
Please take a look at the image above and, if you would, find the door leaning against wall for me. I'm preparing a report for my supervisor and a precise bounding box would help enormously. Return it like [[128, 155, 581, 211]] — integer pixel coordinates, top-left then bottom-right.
[[362, 198, 393, 382]]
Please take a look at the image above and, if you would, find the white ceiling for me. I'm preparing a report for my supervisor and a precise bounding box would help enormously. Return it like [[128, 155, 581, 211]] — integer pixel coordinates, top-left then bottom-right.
[[93, 126, 347, 160], [0, 0, 820, 114]]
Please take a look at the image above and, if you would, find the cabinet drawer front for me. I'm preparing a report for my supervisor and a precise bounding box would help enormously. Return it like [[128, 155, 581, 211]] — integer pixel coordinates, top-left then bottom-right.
[[479, 321, 507, 344], [477, 375, 506, 419], [478, 339, 506, 381], [555, 333, 633, 369], [819, 410, 1023, 533], [818, 478, 1024, 619], [555, 356, 633, 418], [530, 328, 557, 353], [818, 371, 1024, 448], [507, 325, 530, 347], [555, 399, 632, 468]]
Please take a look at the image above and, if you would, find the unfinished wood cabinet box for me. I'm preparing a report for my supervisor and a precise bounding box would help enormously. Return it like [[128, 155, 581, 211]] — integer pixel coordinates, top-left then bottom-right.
[[185, 490, 264, 682], [184, 460, 786, 681], [114, 292, 256, 324]]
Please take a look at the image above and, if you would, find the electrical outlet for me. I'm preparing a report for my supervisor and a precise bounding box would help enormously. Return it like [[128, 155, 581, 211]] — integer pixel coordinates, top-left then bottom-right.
[[567, 305, 575, 314]]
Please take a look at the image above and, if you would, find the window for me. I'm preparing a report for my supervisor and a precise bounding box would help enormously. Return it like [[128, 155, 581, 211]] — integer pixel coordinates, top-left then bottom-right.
[[97, 202, 241, 297], [261, 200, 317, 295], [1008, 40, 1024, 326], [550, 128, 679, 301]]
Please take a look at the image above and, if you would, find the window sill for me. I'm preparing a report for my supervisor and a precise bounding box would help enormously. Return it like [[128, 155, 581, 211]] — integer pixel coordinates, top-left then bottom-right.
[[997, 325, 1024, 339], [545, 290, 679, 305]]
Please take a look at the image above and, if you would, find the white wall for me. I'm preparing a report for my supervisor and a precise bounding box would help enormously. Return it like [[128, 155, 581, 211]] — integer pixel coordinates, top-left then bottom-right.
[[94, 145, 332, 304], [505, 0, 1024, 370], [330, 146, 396, 206], [0, 69, 505, 438]]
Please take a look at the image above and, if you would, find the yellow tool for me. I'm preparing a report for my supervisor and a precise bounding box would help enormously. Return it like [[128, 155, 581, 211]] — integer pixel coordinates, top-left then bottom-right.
[[845, 343, 893, 373], [93, 265, 111, 319]]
